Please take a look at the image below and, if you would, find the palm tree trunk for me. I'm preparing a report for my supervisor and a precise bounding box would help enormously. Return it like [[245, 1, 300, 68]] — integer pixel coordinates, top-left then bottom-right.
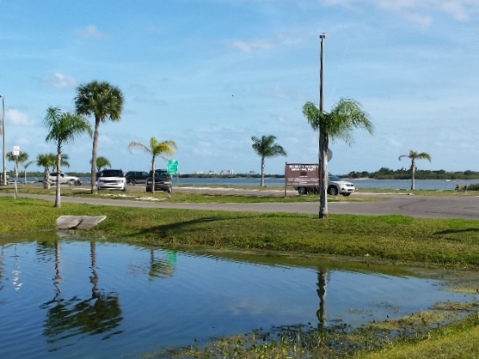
[[90, 120, 100, 194], [319, 133, 329, 218], [44, 169, 50, 189], [151, 156, 156, 193], [411, 160, 416, 190], [55, 151, 61, 208], [260, 157, 265, 187]]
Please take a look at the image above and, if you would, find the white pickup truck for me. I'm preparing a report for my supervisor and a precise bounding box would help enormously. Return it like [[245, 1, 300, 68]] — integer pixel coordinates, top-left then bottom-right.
[[49, 172, 82, 186]]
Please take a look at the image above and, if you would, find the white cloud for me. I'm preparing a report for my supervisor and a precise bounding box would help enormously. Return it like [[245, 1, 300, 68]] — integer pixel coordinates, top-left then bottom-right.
[[402, 11, 433, 27], [6, 109, 34, 126], [43, 72, 77, 89], [230, 38, 277, 52], [228, 33, 299, 53], [325, 0, 477, 26], [387, 138, 402, 148], [377, 0, 471, 21], [76, 25, 107, 38]]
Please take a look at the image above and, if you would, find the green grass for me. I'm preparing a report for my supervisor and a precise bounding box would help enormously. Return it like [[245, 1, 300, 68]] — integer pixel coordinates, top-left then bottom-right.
[[356, 312, 479, 359], [1, 195, 479, 268]]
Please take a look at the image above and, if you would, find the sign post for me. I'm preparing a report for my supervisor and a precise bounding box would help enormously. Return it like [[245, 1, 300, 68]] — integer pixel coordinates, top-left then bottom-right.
[[167, 160, 179, 184], [12, 145, 19, 198]]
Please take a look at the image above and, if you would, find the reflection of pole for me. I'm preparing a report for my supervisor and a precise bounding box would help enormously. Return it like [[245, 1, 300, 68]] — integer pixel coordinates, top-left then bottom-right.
[[53, 240, 62, 297], [90, 240, 99, 298], [0, 95, 5, 186], [14, 155, 18, 199], [0, 244, 5, 290], [316, 270, 327, 329], [12, 244, 22, 291]]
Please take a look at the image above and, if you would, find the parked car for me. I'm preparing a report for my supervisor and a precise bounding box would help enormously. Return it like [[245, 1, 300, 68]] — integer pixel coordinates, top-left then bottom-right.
[[49, 172, 82, 186], [97, 169, 127, 191], [295, 174, 355, 196], [125, 171, 149, 185], [146, 169, 172, 193], [327, 174, 356, 196]]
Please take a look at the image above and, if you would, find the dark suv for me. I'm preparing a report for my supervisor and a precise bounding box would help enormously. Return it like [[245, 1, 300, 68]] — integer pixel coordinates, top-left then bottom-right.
[[125, 171, 149, 185], [145, 169, 172, 193]]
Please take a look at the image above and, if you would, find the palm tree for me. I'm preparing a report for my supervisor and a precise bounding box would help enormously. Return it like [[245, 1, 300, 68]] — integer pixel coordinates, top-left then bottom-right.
[[128, 137, 177, 193], [37, 153, 56, 189], [21, 161, 34, 184], [6, 150, 28, 164], [251, 135, 287, 187], [75, 81, 124, 194], [399, 150, 431, 190], [91, 156, 111, 172], [6, 151, 29, 183], [53, 154, 70, 172], [303, 98, 373, 218], [44, 107, 92, 208]]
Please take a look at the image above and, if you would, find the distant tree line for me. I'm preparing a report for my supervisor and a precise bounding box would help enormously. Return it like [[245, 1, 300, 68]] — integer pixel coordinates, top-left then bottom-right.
[[346, 167, 479, 180], [19, 169, 479, 181]]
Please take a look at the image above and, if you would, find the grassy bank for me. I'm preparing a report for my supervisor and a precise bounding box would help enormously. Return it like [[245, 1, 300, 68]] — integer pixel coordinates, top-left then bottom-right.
[[1, 195, 479, 267]]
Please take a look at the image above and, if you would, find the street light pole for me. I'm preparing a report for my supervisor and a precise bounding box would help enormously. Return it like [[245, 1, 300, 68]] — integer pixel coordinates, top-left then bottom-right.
[[0, 95, 5, 186], [318, 33, 327, 218], [319, 33, 325, 114]]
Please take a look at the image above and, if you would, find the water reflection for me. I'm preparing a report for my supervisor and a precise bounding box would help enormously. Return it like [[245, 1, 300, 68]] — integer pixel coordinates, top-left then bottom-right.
[[0, 236, 477, 359], [39, 239, 123, 350], [0, 244, 4, 291], [149, 248, 177, 279], [316, 269, 329, 329]]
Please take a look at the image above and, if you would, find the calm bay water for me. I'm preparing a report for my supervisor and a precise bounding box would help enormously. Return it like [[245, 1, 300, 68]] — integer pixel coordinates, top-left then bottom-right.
[[171, 177, 478, 191], [1, 238, 477, 359], [23, 175, 478, 191]]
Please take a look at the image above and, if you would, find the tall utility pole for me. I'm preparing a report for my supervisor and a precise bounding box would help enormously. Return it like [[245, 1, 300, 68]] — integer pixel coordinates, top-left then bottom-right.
[[318, 33, 327, 218], [319, 34, 325, 114], [0, 95, 5, 186]]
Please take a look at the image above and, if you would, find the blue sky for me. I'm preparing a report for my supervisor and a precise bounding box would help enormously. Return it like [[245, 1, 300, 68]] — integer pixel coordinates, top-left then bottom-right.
[[1, 0, 478, 175]]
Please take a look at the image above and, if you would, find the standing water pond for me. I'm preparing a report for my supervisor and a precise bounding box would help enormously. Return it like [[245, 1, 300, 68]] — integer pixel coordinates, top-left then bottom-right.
[[0, 237, 477, 359]]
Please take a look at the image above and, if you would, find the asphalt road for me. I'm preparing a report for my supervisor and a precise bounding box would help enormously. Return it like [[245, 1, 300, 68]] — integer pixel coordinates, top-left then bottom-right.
[[4, 189, 479, 220]]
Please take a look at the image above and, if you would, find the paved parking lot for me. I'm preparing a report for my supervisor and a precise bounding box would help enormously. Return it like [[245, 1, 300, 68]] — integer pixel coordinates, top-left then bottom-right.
[[4, 189, 479, 219]]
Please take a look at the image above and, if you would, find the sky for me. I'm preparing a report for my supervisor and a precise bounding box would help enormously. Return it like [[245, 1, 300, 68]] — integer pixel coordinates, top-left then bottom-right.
[[1, 0, 479, 176]]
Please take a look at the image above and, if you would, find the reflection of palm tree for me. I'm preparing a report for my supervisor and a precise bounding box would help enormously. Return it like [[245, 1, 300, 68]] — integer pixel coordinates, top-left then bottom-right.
[[149, 249, 177, 280], [43, 292, 123, 344], [90, 240, 99, 297], [0, 244, 5, 291], [11, 244, 22, 291], [53, 240, 62, 297], [42, 239, 123, 347], [316, 269, 329, 329]]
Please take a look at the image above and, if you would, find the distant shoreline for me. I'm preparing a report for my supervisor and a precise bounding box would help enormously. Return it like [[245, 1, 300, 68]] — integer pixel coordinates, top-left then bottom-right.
[[8, 171, 479, 181]]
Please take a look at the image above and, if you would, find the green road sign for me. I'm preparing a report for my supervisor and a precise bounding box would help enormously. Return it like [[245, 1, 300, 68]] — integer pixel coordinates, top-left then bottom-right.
[[167, 160, 178, 174]]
